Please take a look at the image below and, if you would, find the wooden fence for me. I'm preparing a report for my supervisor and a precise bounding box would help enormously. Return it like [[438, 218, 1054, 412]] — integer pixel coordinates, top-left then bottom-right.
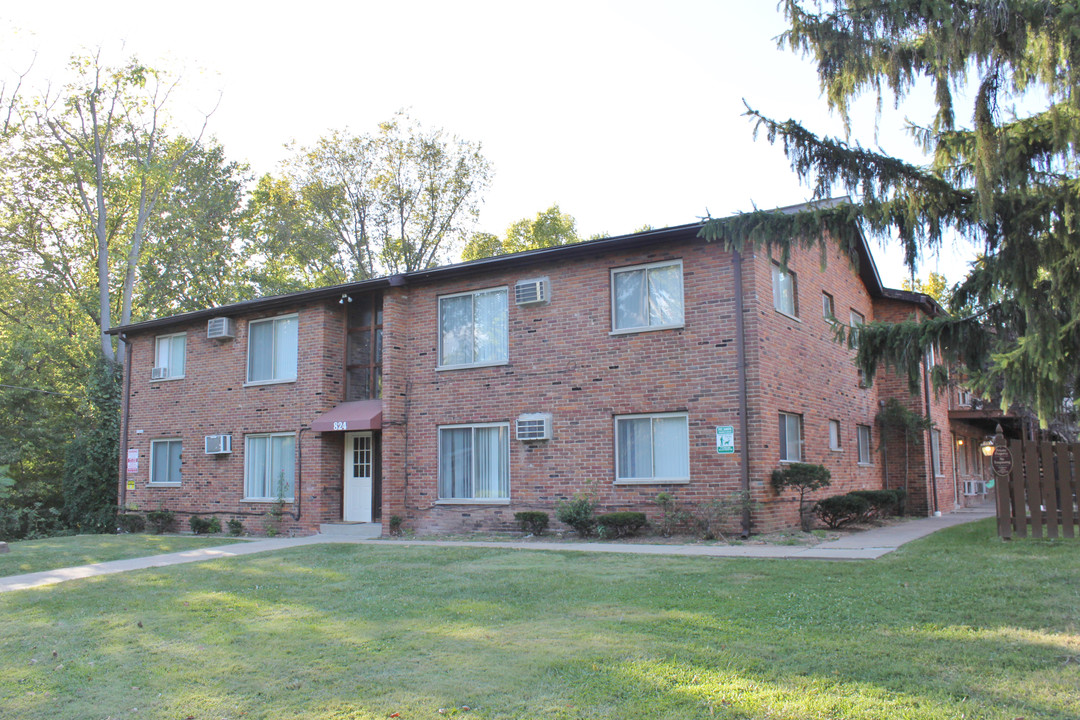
[[996, 439, 1080, 539]]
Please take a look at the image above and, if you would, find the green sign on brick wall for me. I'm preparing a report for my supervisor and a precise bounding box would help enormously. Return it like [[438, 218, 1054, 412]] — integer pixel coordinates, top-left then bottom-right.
[[716, 426, 735, 454]]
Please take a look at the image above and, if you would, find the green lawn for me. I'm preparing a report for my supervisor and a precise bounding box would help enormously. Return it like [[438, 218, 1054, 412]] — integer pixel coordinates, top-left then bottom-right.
[[0, 534, 245, 577], [1, 519, 1077, 719]]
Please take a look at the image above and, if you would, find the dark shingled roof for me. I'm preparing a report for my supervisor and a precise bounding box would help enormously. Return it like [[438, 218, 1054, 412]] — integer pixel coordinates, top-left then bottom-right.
[[109, 199, 938, 336]]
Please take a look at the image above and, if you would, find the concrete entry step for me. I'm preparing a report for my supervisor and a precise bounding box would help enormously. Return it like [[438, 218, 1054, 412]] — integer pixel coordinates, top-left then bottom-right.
[[319, 522, 383, 538]]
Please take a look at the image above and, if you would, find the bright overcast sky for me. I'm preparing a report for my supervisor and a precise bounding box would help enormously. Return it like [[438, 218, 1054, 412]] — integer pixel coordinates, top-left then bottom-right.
[[2, 0, 978, 289]]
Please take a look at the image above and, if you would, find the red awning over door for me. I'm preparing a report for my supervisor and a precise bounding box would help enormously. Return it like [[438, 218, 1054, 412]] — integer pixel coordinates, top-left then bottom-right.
[[311, 400, 382, 432]]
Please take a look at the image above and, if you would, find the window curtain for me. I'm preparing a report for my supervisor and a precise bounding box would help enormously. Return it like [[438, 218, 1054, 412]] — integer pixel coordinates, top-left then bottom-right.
[[169, 337, 185, 375], [474, 426, 509, 498], [773, 266, 795, 314], [614, 269, 647, 329], [440, 295, 472, 366], [270, 434, 295, 499], [473, 290, 508, 364], [652, 416, 688, 478], [439, 428, 472, 498], [779, 414, 801, 461], [247, 436, 268, 497], [617, 418, 652, 479], [274, 317, 298, 379], [248, 322, 274, 381], [152, 441, 181, 484], [647, 265, 683, 326]]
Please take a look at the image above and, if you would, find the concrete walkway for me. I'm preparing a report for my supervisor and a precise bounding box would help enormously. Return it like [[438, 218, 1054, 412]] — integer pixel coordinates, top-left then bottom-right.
[[0, 507, 995, 593]]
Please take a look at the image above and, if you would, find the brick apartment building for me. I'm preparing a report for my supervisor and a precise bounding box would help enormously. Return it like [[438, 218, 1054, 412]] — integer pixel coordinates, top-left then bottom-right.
[[110, 209, 996, 536]]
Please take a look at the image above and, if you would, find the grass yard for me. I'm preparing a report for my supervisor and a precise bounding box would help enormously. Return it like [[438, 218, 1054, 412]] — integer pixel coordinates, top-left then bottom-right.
[[0, 519, 1077, 720], [0, 534, 245, 577]]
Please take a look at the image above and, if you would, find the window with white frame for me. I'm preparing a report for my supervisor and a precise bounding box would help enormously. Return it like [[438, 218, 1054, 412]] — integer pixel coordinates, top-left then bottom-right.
[[931, 429, 944, 476], [822, 292, 835, 322], [153, 333, 186, 379], [611, 260, 684, 332], [849, 310, 865, 348], [828, 419, 841, 451], [438, 423, 510, 501], [244, 432, 295, 501], [247, 315, 298, 383], [149, 439, 182, 485], [778, 412, 803, 462], [857, 425, 872, 464], [615, 413, 689, 482], [772, 263, 798, 317], [438, 288, 509, 368]]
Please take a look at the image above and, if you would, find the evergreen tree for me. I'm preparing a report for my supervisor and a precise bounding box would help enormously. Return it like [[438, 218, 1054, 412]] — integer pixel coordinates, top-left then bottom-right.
[[701, 1, 1080, 425]]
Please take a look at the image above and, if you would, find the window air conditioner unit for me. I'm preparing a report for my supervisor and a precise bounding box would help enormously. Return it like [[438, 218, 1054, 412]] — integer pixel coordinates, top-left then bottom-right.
[[963, 479, 986, 496], [205, 434, 233, 455], [206, 317, 235, 340], [151, 367, 169, 380], [514, 278, 549, 306], [516, 413, 552, 441]]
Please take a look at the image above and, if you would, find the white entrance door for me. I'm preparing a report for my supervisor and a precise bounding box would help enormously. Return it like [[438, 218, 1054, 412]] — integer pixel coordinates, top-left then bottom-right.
[[343, 432, 373, 522]]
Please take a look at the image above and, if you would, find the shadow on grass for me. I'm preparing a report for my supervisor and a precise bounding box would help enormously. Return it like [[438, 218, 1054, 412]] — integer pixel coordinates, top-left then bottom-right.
[[1, 520, 1077, 719]]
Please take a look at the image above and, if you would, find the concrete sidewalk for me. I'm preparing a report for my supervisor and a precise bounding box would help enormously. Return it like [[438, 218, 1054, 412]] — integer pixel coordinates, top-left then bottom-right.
[[0, 507, 995, 594]]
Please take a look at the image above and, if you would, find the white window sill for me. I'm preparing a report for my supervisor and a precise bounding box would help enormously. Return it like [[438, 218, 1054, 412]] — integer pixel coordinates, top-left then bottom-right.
[[242, 497, 295, 504], [778, 459, 802, 464], [435, 360, 508, 372], [609, 323, 684, 336], [858, 462, 874, 467], [829, 448, 842, 453], [614, 478, 690, 485], [774, 309, 801, 322], [147, 482, 181, 487], [150, 375, 185, 383], [243, 378, 297, 388], [435, 498, 510, 505]]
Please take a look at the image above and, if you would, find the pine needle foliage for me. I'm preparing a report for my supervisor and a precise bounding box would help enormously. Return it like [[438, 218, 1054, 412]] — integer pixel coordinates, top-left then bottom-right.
[[700, 1, 1080, 426]]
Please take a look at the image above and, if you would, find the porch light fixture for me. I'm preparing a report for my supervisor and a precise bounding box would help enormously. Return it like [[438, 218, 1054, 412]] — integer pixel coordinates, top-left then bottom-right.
[[979, 437, 996, 457], [339, 294, 353, 304]]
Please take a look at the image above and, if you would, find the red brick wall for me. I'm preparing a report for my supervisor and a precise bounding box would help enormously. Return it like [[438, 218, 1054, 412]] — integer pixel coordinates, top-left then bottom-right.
[[120, 302, 348, 535], [381, 240, 744, 532], [118, 234, 960, 537], [381, 235, 895, 534], [741, 240, 882, 528], [871, 298, 955, 516]]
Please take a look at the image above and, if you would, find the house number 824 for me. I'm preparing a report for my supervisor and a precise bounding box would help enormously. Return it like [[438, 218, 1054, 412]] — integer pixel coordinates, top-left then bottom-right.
[[333, 421, 348, 430]]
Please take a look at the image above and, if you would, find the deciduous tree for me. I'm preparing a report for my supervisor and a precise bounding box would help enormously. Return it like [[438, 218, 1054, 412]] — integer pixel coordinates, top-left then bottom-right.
[[462, 204, 580, 260], [252, 112, 492, 286], [5, 51, 216, 362]]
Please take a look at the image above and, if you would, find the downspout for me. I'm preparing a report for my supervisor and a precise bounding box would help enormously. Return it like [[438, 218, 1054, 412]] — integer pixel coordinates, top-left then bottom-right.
[[118, 333, 133, 514], [879, 400, 889, 490], [951, 430, 960, 508], [733, 250, 752, 537], [292, 426, 307, 521], [922, 355, 939, 514]]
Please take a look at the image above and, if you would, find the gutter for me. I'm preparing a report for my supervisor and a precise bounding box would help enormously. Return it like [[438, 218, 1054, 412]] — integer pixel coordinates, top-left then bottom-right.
[[118, 335, 133, 513], [923, 354, 939, 515]]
